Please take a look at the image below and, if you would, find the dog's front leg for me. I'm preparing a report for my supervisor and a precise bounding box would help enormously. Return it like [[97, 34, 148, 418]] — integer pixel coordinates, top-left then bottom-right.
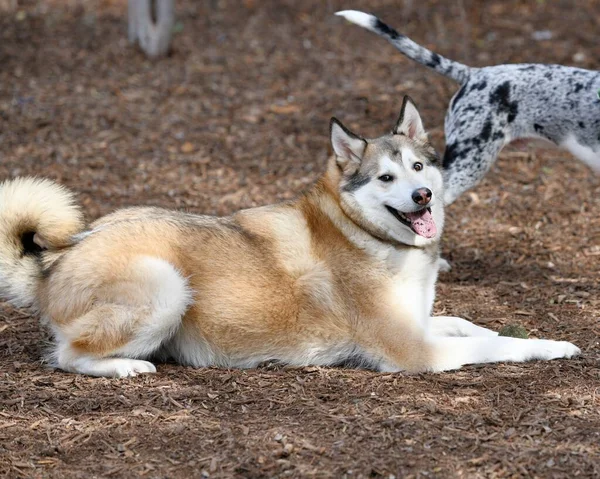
[[442, 132, 507, 204], [422, 335, 580, 372], [361, 316, 580, 373]]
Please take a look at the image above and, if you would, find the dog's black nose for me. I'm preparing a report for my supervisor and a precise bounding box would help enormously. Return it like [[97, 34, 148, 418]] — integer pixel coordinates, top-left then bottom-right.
[[412, 188, 432, 205]]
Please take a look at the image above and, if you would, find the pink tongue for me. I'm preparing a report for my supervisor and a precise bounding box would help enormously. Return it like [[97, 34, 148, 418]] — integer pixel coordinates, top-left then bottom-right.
[[406, 209, 437, 238]]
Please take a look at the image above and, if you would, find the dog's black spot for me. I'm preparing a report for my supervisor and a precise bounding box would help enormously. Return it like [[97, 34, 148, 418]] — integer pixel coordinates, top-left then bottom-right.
[[426, 53, 441, 68], [519, 65, 537, 72], [479, 120, 493, 142], [442, 142, 461, 168], [342, 170, 371, 192], [489, 82, 510, 106], [534, 123, 544, 133], [578, 121, 586, 129], [470, 80, 487, 92], [573, 83, 584, 93], [492, 130, 505, 141], [21, 231, 44, 257], [489, 81, 519, 123], [374, 19, 400, 40], [544, 72, 553, 80]]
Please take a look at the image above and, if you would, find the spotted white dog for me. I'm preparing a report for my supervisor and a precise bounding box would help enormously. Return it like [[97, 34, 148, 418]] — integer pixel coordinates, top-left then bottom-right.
[[336, 10, 600, 204]]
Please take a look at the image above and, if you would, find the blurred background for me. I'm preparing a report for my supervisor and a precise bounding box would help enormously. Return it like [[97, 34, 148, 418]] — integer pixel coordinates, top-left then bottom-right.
[[1, 0, 598, 217]]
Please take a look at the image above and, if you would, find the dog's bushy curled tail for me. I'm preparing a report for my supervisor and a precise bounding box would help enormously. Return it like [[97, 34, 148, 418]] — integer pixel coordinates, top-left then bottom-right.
[[336, 10, 471, 85], [0, 177, 84, 308]]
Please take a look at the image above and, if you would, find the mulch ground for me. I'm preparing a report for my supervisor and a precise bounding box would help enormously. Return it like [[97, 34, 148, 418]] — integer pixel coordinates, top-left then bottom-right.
[[0, 1, 599, 477]]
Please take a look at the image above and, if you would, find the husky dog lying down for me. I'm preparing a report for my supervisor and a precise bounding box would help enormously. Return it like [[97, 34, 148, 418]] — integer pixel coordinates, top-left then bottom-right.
[[0, 98, 579, 377]]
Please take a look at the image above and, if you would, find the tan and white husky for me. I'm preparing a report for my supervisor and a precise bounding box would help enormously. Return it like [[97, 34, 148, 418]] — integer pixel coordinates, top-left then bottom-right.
[[0, 97, 579, 377]]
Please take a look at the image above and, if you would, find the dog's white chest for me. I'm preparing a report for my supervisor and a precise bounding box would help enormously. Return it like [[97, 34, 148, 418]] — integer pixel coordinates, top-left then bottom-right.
[[386, 248, 438, 325]]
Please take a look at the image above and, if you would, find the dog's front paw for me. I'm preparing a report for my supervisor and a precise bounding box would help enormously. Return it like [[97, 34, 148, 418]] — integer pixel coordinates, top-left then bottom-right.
[[533, 340, 581, 361], [557, 341, 581, 359]]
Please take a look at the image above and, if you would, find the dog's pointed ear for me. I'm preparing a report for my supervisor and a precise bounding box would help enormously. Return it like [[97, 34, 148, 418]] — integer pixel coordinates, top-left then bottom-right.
[[393, 96, 426, 140], [330, 117, 367, 169]]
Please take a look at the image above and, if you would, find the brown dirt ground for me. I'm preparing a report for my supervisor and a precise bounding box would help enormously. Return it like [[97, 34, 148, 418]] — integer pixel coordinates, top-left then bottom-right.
[[1, 1, 599, 477]]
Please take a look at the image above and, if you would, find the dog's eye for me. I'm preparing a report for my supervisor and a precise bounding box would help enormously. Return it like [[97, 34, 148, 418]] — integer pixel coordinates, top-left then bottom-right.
[[413, 162, 423, 172], [378, 174, 394, 183]]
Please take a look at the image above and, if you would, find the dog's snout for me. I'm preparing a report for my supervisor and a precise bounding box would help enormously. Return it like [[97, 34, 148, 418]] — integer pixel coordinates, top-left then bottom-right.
[[412, 187, 432, 205]]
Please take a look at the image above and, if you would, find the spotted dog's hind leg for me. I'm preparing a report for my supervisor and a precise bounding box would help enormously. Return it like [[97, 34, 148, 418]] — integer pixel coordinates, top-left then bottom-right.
[[441, 78, 527, 204], [442, 134, 508, 205]]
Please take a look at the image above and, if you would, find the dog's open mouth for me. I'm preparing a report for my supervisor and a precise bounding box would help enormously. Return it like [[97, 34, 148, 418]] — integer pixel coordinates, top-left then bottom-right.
[[385, 206, 437, 239]]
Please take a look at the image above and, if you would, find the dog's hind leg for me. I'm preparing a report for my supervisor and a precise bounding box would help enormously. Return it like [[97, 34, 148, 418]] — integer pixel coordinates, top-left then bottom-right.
[[442, 135, 507, 204], [429, 316, 497, 337], [436, 132, 507, 270], [56, 340, 158, 377], [53, 257, 192, 378]]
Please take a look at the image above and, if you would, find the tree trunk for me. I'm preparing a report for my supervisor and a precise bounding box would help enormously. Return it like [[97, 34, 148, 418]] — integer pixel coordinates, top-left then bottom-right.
[[0, 0, 17, 12], [128, 0, 175, 59]]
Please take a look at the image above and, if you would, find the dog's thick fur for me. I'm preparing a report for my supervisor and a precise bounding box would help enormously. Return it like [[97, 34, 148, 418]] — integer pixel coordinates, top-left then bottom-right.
[[0, 99, 579, 377], [336, 10, 600, 204]]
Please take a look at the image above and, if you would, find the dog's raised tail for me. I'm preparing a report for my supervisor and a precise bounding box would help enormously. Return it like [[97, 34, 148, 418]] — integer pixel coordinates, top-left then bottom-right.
[[0, 177, 84, 308], [336, 10, 471, 85]]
